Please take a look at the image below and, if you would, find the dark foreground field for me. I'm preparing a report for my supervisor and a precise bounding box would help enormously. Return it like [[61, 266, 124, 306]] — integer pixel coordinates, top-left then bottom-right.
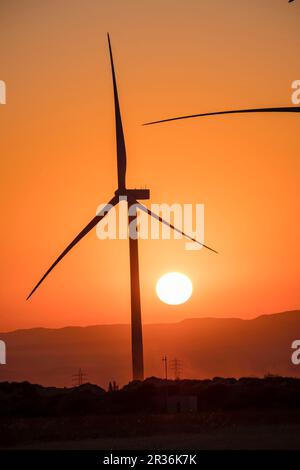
[[1, 376, 300, 449], [2, 414, 300, 450]]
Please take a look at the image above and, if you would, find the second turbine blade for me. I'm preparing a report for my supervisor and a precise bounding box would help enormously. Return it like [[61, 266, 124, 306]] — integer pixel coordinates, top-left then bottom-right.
[[134, 200, 218, 254], [27, 196, 119, 300]]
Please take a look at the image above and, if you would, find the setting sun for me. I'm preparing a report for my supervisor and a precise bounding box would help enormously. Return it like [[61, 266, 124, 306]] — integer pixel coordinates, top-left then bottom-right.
[[156, 272, 193, 305]]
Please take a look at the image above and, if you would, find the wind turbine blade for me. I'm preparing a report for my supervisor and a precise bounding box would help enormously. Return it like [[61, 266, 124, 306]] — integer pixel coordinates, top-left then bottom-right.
[[143, 106, 300, 126], [134, 201, 218, 254], [107, 33, 127, 190], [27, 196, 118, 300]]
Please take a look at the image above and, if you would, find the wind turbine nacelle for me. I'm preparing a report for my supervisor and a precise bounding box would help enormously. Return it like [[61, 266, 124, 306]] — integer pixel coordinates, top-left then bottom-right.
[[115, 188, 150, 200]]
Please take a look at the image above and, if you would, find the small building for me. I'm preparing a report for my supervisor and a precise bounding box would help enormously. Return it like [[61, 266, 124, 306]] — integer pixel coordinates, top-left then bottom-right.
[[167, 395, 197, 413]]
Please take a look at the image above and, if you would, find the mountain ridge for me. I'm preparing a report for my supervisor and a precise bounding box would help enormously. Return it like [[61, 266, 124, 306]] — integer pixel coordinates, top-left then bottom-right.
[[1, 310, 299, 387], [2, 309, 299, 335]]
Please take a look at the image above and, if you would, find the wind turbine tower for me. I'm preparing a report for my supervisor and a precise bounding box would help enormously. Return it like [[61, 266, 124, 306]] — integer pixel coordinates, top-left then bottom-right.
[[26, 34, 216, 381]]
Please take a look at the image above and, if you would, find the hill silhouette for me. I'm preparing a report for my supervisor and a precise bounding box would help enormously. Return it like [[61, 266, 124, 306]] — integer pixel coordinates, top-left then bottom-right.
[[1, 310, 299, 387]]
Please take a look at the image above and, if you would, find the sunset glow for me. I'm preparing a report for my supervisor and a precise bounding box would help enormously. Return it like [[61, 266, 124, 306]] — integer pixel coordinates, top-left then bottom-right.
[[0, 1, 299, 331]]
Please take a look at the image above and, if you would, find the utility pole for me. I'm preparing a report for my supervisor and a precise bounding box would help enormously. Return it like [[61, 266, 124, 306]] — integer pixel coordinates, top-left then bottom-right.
[[162, 355, 168, 380], [170, 358, 182, 380], [108, 380, 119, 392], [72, 368, 87, 386]]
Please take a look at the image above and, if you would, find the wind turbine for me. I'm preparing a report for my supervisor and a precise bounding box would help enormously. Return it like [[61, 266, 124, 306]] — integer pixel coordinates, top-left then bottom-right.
[[27, 34, 217, 381]]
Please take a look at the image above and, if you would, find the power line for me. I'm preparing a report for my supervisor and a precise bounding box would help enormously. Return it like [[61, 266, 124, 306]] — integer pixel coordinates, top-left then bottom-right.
[[170, 358, 182, 380], [162, 355, 168, 380], [72, 368, 87, 386]]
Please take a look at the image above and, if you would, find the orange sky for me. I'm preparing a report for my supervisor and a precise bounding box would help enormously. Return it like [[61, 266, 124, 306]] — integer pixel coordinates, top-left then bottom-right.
[[0, 0, 299, 331]]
